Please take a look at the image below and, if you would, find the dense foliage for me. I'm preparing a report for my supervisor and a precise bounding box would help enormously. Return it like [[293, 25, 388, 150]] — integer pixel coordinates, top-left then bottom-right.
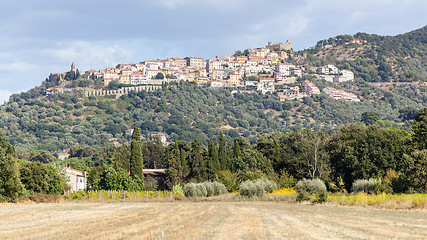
[[303, 25, 426, 82], [1, 107, 427, 201], [0, 134, 23, 201], [0, 134, 66, 201], [0, 27, 426, 201], [0, 80, 425, 155]]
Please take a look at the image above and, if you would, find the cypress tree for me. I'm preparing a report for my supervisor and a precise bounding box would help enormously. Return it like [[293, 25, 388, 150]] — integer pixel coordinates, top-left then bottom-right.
[[129, 127, 143, 178], [190, 140, 207, 181], [165, 142, 180, 189], [208, 140, 220, 179], [218, 131, 228, 170], [233, 138, 241, 158], [76, 69, 81, 79], [69, 70, 76, 80], [179, 148, 190, 181]]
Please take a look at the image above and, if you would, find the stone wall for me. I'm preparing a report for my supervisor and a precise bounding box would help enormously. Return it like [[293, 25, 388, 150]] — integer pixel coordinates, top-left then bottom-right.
[[84, 85, 162, 98]]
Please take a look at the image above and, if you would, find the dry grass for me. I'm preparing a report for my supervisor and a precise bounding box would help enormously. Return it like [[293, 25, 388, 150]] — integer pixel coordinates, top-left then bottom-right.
[[1, 200, 426, 240], [327, 192, 427, 209]]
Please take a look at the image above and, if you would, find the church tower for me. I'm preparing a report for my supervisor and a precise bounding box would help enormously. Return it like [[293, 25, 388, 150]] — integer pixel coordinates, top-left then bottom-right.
[[71, 62, 76, 72]]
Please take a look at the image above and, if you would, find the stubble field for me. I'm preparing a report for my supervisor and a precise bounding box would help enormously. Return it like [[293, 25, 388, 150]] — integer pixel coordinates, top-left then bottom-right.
[[0, 201, 426, 240]]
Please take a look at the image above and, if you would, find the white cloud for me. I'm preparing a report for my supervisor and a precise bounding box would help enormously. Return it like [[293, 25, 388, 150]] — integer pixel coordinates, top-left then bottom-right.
[[159, 0, 192, 9], [0, 62, 38, 73], [0, 90, 13, 105], [0, 0, 424, 98], [250, 23, 265, 32], [158, 0, 245, 11], [42, 41, 135, 70]]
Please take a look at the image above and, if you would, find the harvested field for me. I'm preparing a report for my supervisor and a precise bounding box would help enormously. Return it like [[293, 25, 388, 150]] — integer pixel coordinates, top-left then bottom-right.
[[0, 201, 426, 240]]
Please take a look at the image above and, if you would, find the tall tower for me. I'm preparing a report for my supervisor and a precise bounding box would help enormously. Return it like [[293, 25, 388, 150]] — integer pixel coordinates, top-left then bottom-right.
[[71, 62, 76, 72]]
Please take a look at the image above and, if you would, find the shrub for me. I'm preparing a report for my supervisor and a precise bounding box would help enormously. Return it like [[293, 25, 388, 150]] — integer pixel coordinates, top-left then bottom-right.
[[215, 170, 239, 192], [239, 177, 277, 198], [212, 181, 227, 195], [260, 178, 278, 193], [277, 169, 297, 188], [183, 181, 227, 198], [390, 175, 408, 193], [183, 183, 198, 197], [351, 179, 376, 194], [172, 184, 184, 198], [295, 178, 327, 202], [195, 184, 207, 197], [203, 182, 215, 197], [240, 181, 257, 198], [73, 110, 83, 117]]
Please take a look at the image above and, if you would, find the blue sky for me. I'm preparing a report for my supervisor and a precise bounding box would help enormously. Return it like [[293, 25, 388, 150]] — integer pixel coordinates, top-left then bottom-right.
[[0, 0, 425, 103]]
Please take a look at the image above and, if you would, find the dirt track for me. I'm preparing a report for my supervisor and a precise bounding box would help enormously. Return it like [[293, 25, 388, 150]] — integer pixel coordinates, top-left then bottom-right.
[[0, 201, 426, 239]]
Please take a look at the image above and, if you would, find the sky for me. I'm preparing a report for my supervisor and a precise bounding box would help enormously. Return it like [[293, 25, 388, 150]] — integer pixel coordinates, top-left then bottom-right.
[[0, 0, 425, 103]]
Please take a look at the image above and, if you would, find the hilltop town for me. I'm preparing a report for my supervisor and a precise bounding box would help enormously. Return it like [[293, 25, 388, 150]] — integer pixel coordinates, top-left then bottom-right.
[[48, 40, 359, 102]]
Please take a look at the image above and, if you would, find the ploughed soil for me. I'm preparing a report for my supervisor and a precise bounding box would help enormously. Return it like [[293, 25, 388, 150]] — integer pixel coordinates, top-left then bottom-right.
[[0, 201, 426, 239]]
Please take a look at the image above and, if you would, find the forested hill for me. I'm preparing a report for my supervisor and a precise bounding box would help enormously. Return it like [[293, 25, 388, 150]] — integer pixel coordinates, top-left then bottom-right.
[[303, 25, 426, 82], [0, 80, 425, 154], [0, 26, 426, 154]]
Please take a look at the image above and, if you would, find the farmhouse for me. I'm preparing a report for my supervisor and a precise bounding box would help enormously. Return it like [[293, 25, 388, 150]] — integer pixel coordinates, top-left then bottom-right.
[[65, 167, 88, 191]]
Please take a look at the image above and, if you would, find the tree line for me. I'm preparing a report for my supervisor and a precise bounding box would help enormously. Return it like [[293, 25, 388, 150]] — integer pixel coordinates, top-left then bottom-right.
[[84, 108, 427, 193], [1, 108, 426, 201], [2, 81, 425, 155]]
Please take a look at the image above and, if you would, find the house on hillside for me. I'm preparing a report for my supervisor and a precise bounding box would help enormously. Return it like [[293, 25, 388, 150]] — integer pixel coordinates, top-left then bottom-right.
[[58, 152, 70, 161], [65, 167, 88, 191], [125, 129, 134, 136]]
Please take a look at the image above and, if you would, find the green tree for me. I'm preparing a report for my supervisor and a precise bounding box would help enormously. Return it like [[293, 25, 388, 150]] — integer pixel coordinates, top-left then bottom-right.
[[0, 134, 23, 201], [69, 70, 76, 80], [19, 161, 65, 194], [30, 151, 56, 163], [76, 69, 81, 79], [113, 143, 130, 171], [255, 133, 282, 172], [189, 140, 207, 181], [328, 124, 411, 191], [276, 130, 329, 180], [233, 138, 241, 158], [412, 108, 427, 150], [207, 140, 220, 179], [142, 139, 166, 169], [403, 150, 427, 192], [164, 141, 191, 188], [107, 80, 121, 90], [164, 143, 180, 189], [155, 73, 165, 79], [361, 111, 380, 126], [234, 148, 274, 174], [218, 131, 228, 170], [129, 127, 143, 178], [99, 167, 144, 191]]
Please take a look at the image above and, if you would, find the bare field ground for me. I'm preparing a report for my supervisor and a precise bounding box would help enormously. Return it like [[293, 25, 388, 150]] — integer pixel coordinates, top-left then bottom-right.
[[0, 201, 426, 240]]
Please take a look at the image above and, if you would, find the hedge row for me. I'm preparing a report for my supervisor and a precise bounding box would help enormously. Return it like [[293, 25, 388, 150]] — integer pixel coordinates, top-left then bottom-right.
[[183, 181, 227, 197], [239, 177, 277, 198]]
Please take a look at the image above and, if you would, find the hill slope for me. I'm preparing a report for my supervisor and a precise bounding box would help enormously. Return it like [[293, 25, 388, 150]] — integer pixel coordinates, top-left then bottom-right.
[[0, 27, 426, 153], [0, 80, 425, 153], [302, 25, 427, 82]]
